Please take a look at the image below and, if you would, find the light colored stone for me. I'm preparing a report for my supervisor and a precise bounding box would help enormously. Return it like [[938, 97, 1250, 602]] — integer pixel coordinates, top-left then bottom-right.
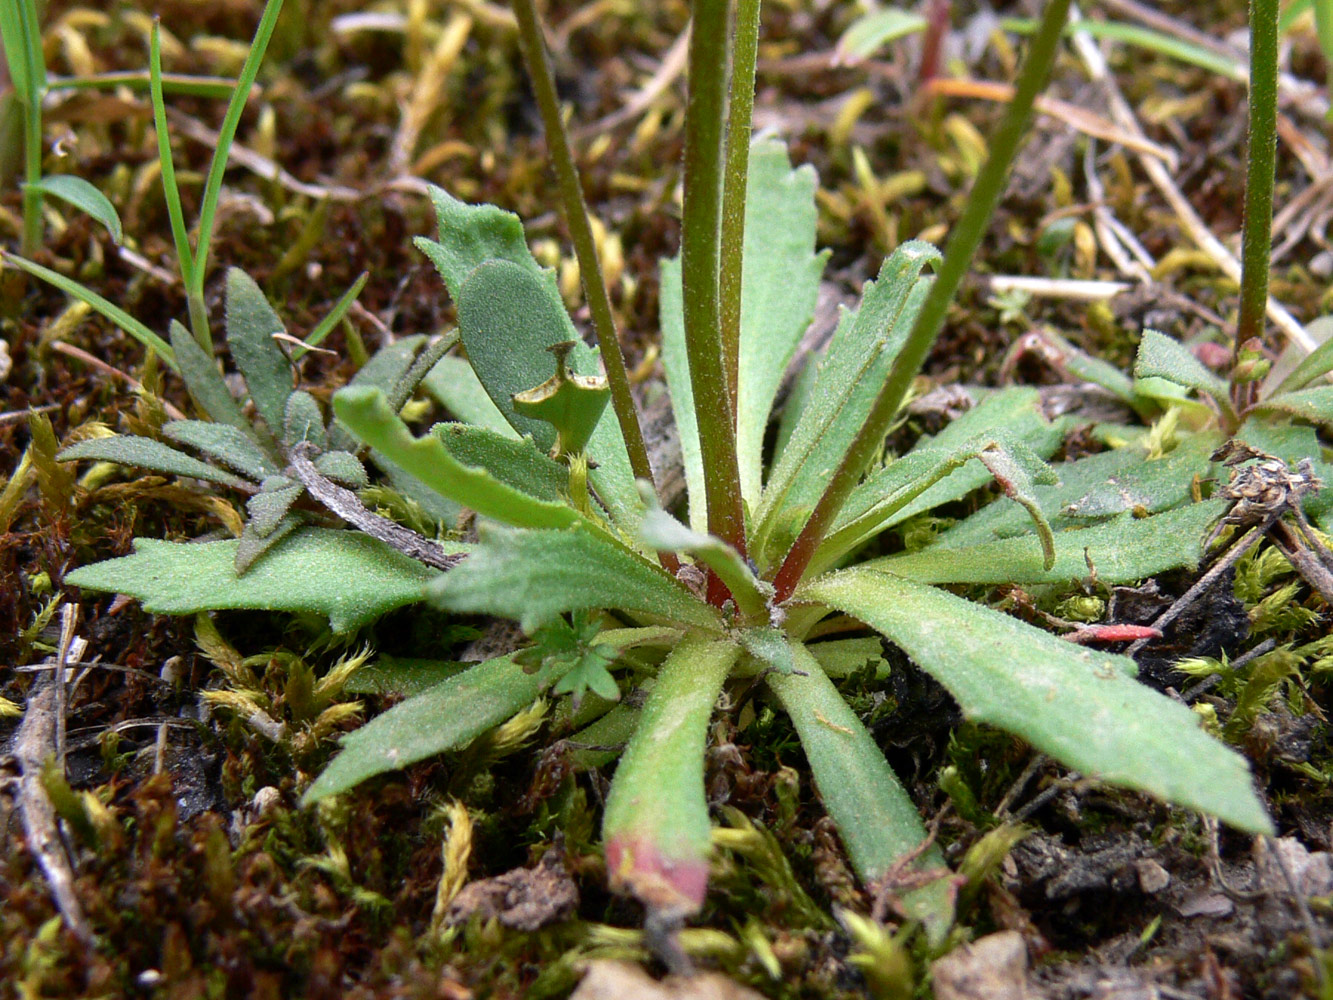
[[931, 931, 1029, 1000], [1135, 858, 1170, 894], [570, 961, 766, 1000]]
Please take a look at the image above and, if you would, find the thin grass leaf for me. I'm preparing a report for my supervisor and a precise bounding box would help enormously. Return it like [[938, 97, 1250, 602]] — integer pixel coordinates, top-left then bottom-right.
[[191, 0, 286, 299], [302, 271, 367, 350], [1, 252, 176, 365], [1002, 16, 1243, 80], [149, 19, 194, 288]]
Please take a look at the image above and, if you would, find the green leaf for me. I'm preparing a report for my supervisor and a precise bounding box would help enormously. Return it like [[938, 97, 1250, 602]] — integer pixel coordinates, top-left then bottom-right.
[[426, 524, 718, 632], [805, 636, 888, 678], [422, 355, 516, 437], [304, 653, 555, 804], [333, 384, 581, 529], [552, 646, 621, 706], [168, 321, 262, 446], [343, 656, 466, 697], [455, 259, 582, 451], [1133, 330, 1231, 410], [283, 390, 326, 450], [414, 184, 552, 301], [602, 638, 740, 916], [658, 140, 831, 519], [67, 528, 444, 633], [638, 507, 771, 621], [224, 268, 293, 436], [767, 642, 953, 943], [834, 8, 928, 62], [1, 251, 176, 366], [313, 450, 368, 489], [753, 242, 941, 562], [875, 499, 1227, 585], [162, 420, 279, 481], [933, 432, 1221, 551], [802, 570, 1273, 834], [734, 139, 828, 502], [246, 482, 304, 537], [1252, 385, 1333, 427], [327, 334, 426, 452], [1271, 326, 1333, 395], [234, 512, 302, 574], [434, 423, 568, 501], [58, 435, 250, 490], [26, 175, 122, 244], [738, 626, 796, 675], [303, 271, 367, 351]]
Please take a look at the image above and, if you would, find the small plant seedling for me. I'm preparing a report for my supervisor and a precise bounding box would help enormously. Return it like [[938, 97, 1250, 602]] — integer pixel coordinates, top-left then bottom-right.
[[58, 0, 1277, 947]]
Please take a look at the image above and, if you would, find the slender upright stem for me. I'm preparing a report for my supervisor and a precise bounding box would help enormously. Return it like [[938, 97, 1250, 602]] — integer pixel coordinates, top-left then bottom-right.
[[16, 0, 44, 255], [719, 0, 761, 411], [509, 0, 659, 502], [682, 0, 748, 579], [188, 0, 286, 349], [773, 0, 1072, 602], [1232, 0, 1279, 414]]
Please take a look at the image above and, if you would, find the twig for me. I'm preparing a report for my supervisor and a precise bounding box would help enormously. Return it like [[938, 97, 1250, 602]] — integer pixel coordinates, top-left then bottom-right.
[[12, 680, 95, 948], [286, 443, 463, 571], [573, 27, 690, 140], [994, 752, 1048, 818], [985, 275, 1131, 300], [1179, 638, 1277, 703], [53, 604, 79, 769]]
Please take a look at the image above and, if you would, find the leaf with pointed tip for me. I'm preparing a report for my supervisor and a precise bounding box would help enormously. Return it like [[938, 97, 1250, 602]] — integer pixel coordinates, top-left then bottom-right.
[[1253, 385, 1333, 427], [246, 483, 304, 537], [413, 184, 552, 301], [1133, 330, 1230, 410], [603, 638, 740, 917], [932, 432, 1221, 551], [802, 569, 1273, 834], [314, 450, 368, 489], [834, 8, 928, 62], [304, 652, 561, 804], [873, 498, 1227, 584], [234, 512, 302, 574], [225, 268, 292, 436], [327, 335, 427, 452], [815, 398, 1061, 573], [426, 524, 717, 633], [67, 528, 444, 632], [739, 627, 796, 675], [512, 345, 611, 460], [162, 420, 278, 481], [283, 391, 326, 450], [767, 642, 952, 943], [1272, 332, 1333, 395], [28, 175, 123, 244], [58, 436, 250, 490], [753, 242, 941, 562], [334, 385, 580, 529]]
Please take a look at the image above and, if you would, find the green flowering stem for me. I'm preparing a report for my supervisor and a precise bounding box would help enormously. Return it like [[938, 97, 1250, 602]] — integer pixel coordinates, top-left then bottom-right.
[[1231, 0, 1279, 416], [772, 0, 1072, 602]]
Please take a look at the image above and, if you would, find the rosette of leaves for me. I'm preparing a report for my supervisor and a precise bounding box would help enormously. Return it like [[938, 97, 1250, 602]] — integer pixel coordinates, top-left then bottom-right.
[[292, 140, 1270, 940], [60, 268, 463, 631]]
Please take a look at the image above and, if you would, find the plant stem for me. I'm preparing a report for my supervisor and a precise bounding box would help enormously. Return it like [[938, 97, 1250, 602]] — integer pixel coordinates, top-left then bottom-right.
[[772, 0, 1072, 602], [16, 0, 43, 256], [188, 0, 286, 350], [509, 0, 661, 505], [1232, 0, 1279, 415], [719, 0, 761, 411], [682, 0, 748, 579]]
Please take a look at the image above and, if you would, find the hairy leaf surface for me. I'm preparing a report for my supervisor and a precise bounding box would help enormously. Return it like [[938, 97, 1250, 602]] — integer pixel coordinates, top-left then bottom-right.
[[67, 529, 447, 632], [59, 436, 251, 490], [803, 569, 1272, 833], [225, 268, 293, 436]]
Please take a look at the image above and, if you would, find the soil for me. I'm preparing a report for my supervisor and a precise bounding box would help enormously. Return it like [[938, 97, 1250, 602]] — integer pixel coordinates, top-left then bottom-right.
[[3, 1, 1333, 998]]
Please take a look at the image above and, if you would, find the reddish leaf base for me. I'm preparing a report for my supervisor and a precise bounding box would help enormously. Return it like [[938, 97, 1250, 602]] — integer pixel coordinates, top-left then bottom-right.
[[605, 834, 710, 919]]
